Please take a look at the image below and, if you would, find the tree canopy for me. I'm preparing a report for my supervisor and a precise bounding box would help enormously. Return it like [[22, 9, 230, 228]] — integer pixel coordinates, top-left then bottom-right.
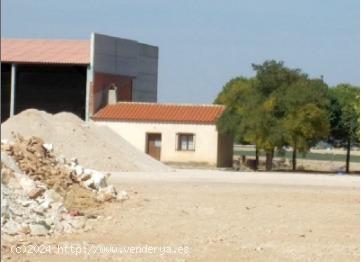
[[214, 60, 352, 171], [328, 84, 359, 172]]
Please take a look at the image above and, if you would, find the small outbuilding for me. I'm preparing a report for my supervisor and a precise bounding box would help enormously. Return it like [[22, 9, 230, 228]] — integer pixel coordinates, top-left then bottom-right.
[[92, 102, 233, 167]]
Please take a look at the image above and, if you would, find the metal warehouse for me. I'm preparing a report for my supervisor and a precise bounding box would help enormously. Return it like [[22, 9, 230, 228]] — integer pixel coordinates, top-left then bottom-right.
[[1, 33, 158, 122]]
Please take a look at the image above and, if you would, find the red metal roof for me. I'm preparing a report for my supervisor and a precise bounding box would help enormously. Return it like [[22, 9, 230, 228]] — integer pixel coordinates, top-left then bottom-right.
[[1, 39, 90, 65], [92, 102, 225, 124]]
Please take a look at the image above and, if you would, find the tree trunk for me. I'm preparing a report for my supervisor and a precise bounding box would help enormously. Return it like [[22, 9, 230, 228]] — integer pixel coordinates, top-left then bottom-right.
[[346, 137, 351, 173], [255, 147, 259, 170], [265, 150, 273, 171], [292, 147, 297, 171]]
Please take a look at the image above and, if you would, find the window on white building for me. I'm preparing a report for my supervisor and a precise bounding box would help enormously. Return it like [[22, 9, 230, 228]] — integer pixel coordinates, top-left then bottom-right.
[[177, 133, 195, 151]]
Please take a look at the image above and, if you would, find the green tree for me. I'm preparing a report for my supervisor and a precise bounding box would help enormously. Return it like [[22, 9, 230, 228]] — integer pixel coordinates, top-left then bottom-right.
[[250, 60, 306, 170], [216, 60, 335, 172], [215, 77, 263, 167], [215, 77, 255, 142], [277, 78, 330, 170], [283, 104, 330, 170], [328, 84, 359, 173], [244, 95, 285, 170], [252, 60, 306, 97]]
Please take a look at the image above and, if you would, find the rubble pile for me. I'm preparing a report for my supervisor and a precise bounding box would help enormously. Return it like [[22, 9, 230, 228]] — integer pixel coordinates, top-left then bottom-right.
[[1, 135, 128, 237]]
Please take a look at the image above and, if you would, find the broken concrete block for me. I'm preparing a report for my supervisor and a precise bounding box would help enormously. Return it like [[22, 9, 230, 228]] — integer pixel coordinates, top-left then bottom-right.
[[117, 190, 129, 201], [83, 179, 95, 190], [43, 189, 63, 202], [42, 143, 53, 152], [97, 185, 117, 201], [56, 155, 66, 165], [15, 173, 37, 195], [68, 216, 86, 229], [39, 199, 52, 209], [2, 220, 22, 235], [1, 168, 15, 185], [1, 152, 21, 173], [28, 187, 45, 199], [89, 170, 107, 189], [29, 223, 50, 236], [83, 169, 93, 176], [74, 165, 84, 176], [1, 135, 120, 237]]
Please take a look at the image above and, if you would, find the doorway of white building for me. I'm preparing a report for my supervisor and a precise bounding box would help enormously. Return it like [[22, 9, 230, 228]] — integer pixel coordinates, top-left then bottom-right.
[[146, 133, 162, 160]]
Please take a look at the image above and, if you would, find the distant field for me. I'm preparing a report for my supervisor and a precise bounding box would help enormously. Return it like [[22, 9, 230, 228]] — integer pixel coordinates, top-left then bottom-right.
[[234, 149, 360, 163]]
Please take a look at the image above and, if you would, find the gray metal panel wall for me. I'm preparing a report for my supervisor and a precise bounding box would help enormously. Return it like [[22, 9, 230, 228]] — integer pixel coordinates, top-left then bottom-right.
[[92, 33, 158, 102]]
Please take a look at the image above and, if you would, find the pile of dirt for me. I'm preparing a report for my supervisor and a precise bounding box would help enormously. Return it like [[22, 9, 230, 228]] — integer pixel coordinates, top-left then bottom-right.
[[1, 109, 171, 172], [1, 136, 127, 237], [2, 135, 77, 197], [63, 184, 99, 211], [2, 135, 101, 210]]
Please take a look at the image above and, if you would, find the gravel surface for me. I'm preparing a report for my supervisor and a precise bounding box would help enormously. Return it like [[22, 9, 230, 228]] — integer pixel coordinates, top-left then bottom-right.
[[4, 170, 359, 262]]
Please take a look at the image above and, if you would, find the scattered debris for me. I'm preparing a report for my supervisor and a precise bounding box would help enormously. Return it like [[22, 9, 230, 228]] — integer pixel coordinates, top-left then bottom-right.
[[1, 135, 128, 237]]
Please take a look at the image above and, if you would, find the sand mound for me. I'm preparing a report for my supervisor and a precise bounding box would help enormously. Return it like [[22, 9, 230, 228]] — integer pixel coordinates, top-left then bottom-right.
[[1, 109, 171, 172]]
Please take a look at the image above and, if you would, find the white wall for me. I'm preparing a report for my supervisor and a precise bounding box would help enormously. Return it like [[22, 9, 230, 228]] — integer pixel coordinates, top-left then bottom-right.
[[94, 120, 219, 165]]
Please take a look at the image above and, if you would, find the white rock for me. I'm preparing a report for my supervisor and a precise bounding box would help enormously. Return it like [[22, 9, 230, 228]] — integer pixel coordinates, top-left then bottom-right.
[[17, 224, 31, 234], [84, 224, 93, 232], [29, 223, 49, 236], [69, 162, 77, 169], [92, 171, 107, 188], [97, 185, 117, 201], [2, 220, 22, 235], [102, 184, 116, 194], [83, 170, 107, 190], [117, 190, 129, 201], [10, 206, 26, 216], [74, 165, 84, 176], [61, 221, 74, 233], [68, 216, 86, 229], [6, 176, 22, 189], [21, 200, 32, 207], [83, 169, 93, 176], [44, 189, 63, 202], [83, 179, 95, 189], [39, 199, 53, 210], [14, 173, 37, 195], [53, 222, 64, 232], [57, 155, 66, 165], [1, 152, 22, 173], [42, 143, 53, 152]]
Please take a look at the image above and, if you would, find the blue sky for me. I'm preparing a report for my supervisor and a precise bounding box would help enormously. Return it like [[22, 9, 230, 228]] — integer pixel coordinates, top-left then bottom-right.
[[2, 0, 359, 103]]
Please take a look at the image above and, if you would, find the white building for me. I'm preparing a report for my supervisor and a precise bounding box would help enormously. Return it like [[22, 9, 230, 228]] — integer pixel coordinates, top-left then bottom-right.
[[92, 102, 233, 167]]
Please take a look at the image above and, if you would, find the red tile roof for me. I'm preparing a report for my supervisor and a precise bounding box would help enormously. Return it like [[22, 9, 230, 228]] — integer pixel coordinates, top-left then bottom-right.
[[92, 102, 225, 124], [1, 39, 90, 65]]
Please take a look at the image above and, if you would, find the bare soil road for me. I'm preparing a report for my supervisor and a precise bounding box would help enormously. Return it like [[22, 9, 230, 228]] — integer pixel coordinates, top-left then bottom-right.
[[3, 170, 360, 262]]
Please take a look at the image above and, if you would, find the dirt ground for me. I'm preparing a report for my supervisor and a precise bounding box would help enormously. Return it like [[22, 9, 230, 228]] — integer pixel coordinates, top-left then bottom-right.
[[2, 170, 359, 262]]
